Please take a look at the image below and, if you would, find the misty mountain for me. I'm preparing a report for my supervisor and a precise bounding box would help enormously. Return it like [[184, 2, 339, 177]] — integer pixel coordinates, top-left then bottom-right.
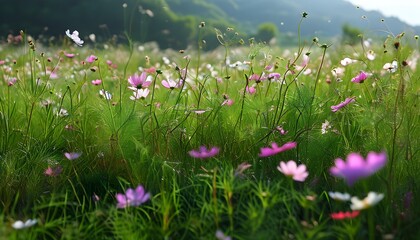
[[166, 0, 419, 38]]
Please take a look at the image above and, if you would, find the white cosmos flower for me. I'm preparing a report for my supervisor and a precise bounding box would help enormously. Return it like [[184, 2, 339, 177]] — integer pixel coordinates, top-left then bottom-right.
[[328, 191, 351, 201], [350, 192, 384, 210], [383, 60, 398, 73], [12, 219, 38, 229], [65, 29, 84, 46]]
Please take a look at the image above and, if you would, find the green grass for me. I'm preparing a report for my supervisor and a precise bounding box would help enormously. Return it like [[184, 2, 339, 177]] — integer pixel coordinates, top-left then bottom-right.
[[0, 28, 419, 239]]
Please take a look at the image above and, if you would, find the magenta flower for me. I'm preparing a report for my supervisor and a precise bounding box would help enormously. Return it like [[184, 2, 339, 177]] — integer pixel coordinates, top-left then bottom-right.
[[259, 141, 297, 157], [86, 55, 97, 63], [64, 152, 82, 160], [116, 185, 151, 208], [268, 72, 281, 80], [277, 160, 308, 182], [351, 71, 368, 83], [128, 72, 152, 89], [331, 97, 355, 112], [330, 151, 387, 186], [189, 146, 220, 159]]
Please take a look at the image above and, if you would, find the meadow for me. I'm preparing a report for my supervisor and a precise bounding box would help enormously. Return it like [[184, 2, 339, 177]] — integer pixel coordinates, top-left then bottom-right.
[[0, 24, 419, 239]]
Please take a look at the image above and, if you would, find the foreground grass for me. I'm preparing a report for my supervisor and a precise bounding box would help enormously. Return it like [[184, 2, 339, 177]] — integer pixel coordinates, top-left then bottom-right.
[[0, 29, 419, 239]]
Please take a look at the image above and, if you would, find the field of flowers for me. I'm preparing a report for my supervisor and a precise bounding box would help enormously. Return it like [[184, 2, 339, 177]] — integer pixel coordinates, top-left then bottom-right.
[[0, 25, 419, 239]]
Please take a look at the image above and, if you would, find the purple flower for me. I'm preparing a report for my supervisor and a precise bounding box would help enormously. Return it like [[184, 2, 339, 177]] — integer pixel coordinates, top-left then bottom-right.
[[116, 185, 151, 208], [189, 146, 220, 159], [128, 72, 152, 89], [44, 165, 63, 177], [351, 71, 368, 83], [259, 141, 297, 157], [330, 151, 387, 186], [331, 97, 355, 112], [64, 152, 82, 160]]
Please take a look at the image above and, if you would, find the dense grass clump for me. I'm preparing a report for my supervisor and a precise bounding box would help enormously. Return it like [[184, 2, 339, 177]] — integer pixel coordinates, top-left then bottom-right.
[[0, 27, 419, 239]]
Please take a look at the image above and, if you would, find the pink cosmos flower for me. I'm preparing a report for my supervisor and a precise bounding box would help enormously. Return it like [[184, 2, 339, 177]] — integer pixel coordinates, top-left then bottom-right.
[[330, 151, 387, 186], [91, 79, 102, 85], [64, 152, 82, 160], [277, 160, 308, 182], [246, 86, 256, 94], [128, 72, 152, 89], [64, 53, 75, 58], [330, 211, 360, 220], [259, 141, 297, 157], [331, 97, 355, 112], [221, 99, 234, 106], [189, 146, 220, 159], [249, 73, 267, 83], [161, 79, 179, 89], [116, 185, 151, 208], [44, 165, 63, 177], [351, 71, 368, 83], [268, 72, 281, 80], [8, 77, 17, 86], [86, 55, 97, 63]]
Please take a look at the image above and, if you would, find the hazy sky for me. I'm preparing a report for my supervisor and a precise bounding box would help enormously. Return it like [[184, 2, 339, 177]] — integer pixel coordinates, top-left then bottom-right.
[[345, 0, 420, 26]]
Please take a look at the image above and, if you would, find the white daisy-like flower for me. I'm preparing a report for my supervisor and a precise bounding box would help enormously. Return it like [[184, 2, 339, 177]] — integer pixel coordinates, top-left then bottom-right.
[[12, 219, 38, 229], [328, 191, 351, 201], [65, 29, 84, 46], [130, 88, 150, 100], [99, 89, 112, 100], [350, 192, 384, 210], [383, 60, 398, 73]]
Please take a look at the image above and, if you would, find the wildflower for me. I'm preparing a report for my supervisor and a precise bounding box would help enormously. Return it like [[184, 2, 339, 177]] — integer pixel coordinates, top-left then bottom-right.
[[64, 152, 82, 160], [330, 151, 387, 186], [44, 165, 63, 177], [128, 72, 152, 89], [161, 79, 179, 89], [8, 77, 17, 86], [221, 98, 234, 106], [91, 79, 102, 85], [12, 219, 38, 229], [276, 126, 288, 135], [383, 60, 398, 73], [99, 89, 112, 100], [340, 57, 355, 66], [259, 141, 297, 157], [249, 73, 267, 83], [130, 88, 150, 100], [331, 97, 355, 112], [351, 71, 368, 83], [277, 160, 309, 182], [366, 50, 376, 60], [234, 162, 252, 177], [56, 108, 69, 117], [229, 61, 250, 71], [330, 211, 360, 220], [246, 85, 256, 94], [268, 72, 281, 80], [116, 185, 151, 208], [215, 230, 232, 240], [65, 29, 84, 46], [321, 120, 332, 134], [86, 55, 97, 63], [350, 192, 384, 210], [64, 52, 75, 58], [328, 191, 351, 201], [189, 146, 220, 159]]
